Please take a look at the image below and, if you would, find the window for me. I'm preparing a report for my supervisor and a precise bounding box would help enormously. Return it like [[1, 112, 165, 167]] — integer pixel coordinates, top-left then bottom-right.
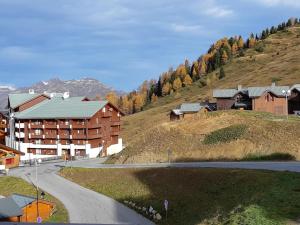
[[102, 107, 106, 113], [36, 149, 42, 155], [35, 139, 42, 144], [34, 120, 41, 125], [35, 129, 42, 135], [97, 129, 99, 134], [96, 118, 99, 124]]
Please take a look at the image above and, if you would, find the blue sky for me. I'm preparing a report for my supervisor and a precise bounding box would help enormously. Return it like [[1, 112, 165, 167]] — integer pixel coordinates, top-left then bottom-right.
[[0, 0, 299, 91]]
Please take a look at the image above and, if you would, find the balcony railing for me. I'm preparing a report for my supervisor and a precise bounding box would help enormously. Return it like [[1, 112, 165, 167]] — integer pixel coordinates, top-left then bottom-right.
[[45, 133, 57, 139], [71, 134, 86, 139], [88, 133, 102, 139], [111, 121, 121, 126], [59, 124, 71, 129], [59, 133, 71, 139], [111, 131, 120, 136], [29, 124, 43, 129], [102, 112, 112, 117], [88, 123, 102, 129], [44, 124, 57, 129], [29, 134, 43, 139], [72, 124, 86, 129]]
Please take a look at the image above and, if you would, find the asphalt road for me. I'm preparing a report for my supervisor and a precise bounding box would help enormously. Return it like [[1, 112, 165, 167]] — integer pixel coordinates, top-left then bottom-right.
[[69, 159, 300, 173], [10, 161, 154, 225], [10, 159, 300, 225]]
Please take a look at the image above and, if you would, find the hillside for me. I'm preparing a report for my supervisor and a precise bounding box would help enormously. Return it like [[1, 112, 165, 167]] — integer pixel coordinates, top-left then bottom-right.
[[108, 25, 300, 164]]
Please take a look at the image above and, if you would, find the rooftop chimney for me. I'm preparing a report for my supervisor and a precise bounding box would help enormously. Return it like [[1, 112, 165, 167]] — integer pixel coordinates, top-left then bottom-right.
[[271, 82, 276, 87], [237, 85, 242, 91], [28, 89, 35, 94]]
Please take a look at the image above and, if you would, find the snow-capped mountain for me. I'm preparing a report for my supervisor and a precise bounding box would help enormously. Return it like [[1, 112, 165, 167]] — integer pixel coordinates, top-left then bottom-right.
[[0, 77, 124, 109]]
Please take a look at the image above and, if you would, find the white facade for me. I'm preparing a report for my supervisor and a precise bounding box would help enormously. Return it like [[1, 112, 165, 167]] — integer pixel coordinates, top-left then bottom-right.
[[6, 136, 123, 161], [107, 138, 124, 155]]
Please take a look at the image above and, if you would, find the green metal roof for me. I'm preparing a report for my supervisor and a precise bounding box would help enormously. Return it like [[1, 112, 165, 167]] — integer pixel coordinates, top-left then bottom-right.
[[0, 197, 22, 219], [180, 103, 202, 112], [10, 194, 35, 208], [247, 86, 289, 97], [8, 93, 43, 109], [213, 89, 240, 98], [15, 97, 108, 119]]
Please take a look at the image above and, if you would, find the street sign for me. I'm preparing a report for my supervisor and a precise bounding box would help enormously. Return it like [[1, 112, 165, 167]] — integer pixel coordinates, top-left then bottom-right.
[[164, 200, 168, 211], [37, 217, 42, 223]]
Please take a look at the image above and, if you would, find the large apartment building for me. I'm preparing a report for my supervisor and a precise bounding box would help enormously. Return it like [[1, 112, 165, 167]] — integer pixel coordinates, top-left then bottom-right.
[[6, 91, 124, 161]]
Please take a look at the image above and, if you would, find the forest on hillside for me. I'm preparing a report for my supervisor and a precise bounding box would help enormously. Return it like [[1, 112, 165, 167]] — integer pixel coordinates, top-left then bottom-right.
[[104, 18, 299, 114]]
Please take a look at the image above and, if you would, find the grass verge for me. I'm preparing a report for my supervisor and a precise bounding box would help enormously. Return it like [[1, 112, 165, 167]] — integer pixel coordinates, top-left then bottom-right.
[[60, 167, 300, 225], [0, 176, 68, 223], [242, 153, 296, 161]]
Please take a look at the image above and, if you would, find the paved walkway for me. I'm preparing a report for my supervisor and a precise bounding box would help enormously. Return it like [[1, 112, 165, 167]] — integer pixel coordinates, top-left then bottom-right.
[[10, 160, 154, 225]]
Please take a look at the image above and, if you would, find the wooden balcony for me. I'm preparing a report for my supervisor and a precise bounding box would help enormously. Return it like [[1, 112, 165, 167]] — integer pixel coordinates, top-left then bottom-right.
[[110, 131, 120, 136], [60, 133, 71, 139], [30, 124, 43, 129], [111, 121, 121, 126], [102, 112, 112, 117], [29, 134, 43, 139], [88, 133, 102, 139], [59, 124, 71, 129], [88, 123, 102, 129], [45, 133, 57, 139], [71, 134, 86, 139], [72, 123, 86, 129], [44, 124, 57, 129]]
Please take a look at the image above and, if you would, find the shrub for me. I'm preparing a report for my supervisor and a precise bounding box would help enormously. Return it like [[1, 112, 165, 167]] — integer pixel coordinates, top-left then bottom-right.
[[255, 43, 264, 53], [203, 124, 247, 145], [242, 153, 295, 161]]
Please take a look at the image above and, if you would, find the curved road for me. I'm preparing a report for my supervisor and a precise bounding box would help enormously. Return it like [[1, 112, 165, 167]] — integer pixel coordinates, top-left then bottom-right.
[[68, 159, 300, 173], [10, 159, 300, 224], [10, 161, 154, 225]]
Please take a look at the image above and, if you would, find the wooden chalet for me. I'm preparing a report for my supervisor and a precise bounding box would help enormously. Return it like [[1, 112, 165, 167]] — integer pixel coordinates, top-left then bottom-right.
[[0, 194, 54, 222], [213, 83, 300, 115], [0, 144, 24, 169], [170, 103, 216, 121]]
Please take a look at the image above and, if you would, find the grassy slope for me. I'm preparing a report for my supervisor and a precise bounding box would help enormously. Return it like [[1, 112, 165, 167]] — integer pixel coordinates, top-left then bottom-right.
[[0, 176, 68, 223], [61, 167, 300, 225], [108, 25, 300, 164]]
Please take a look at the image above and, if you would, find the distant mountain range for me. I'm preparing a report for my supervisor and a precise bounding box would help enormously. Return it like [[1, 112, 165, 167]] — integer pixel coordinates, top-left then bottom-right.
[[0, 77, 125, 109]]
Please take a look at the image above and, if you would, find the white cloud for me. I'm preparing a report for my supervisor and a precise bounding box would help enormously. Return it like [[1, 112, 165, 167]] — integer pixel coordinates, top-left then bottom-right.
[[171, 24, 204, 33], [203, 6, 234, 18], [0, 46, 37, 61], [251, 0, 300, 8], [194, 0, 234, 18]]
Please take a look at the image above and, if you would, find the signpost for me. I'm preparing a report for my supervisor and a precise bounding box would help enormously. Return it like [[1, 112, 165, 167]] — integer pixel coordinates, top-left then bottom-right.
[[164, 200, 168, 220], [37, 216, 42, 223]]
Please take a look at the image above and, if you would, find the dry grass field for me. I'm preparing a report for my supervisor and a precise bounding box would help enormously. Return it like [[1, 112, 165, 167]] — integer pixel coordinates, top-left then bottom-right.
[[61, 167, 300, 225], [108, 26, 300, 164]]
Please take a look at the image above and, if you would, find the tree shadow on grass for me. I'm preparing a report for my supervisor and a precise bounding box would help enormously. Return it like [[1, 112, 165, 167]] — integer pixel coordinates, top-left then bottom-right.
[[125, 167, 300, 225]]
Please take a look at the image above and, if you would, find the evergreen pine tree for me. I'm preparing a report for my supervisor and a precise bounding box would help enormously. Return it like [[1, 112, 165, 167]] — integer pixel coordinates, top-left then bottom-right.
[[219, 67, 225, 79]]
